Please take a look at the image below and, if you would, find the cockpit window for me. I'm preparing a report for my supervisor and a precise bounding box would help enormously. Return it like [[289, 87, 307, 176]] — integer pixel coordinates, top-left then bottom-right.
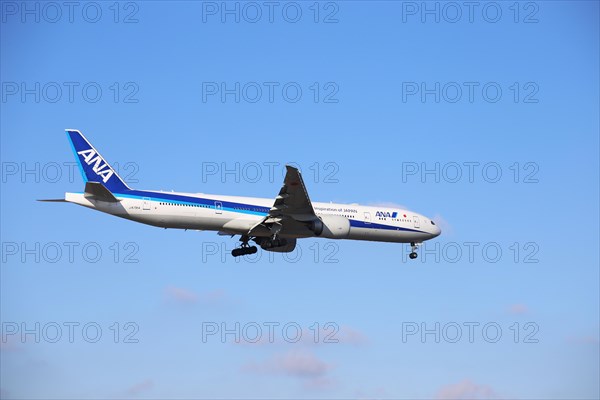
[[431, 221, 436, 225]]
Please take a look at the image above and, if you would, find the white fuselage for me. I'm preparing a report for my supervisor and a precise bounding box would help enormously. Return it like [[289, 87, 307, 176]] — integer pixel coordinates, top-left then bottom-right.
[[65, 190, 441, 243]]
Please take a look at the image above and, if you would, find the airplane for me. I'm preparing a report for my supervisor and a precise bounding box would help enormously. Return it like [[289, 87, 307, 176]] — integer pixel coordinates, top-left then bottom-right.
[[40, 130, 441, 259]]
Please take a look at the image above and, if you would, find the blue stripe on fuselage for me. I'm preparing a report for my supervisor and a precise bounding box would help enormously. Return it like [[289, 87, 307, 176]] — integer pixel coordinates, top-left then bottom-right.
[[108, 190, 429, 234], [349, 219, 426, 234], [116, 190, 270, 216]]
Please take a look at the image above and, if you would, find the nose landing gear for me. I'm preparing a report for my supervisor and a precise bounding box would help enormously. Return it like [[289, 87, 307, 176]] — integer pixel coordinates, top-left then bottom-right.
[[409, 242, 421, 259]]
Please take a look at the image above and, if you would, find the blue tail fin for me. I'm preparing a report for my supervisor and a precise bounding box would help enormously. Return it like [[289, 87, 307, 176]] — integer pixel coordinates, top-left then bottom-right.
[[66, 129, 131, 193]]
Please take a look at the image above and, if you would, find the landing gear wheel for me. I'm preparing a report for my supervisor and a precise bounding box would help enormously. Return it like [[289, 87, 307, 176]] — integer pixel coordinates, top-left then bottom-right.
[[232, 248, 243, 257], [408, 242, 421, 260], [231, 245, 258, 257], [231, 235, 258, 257]]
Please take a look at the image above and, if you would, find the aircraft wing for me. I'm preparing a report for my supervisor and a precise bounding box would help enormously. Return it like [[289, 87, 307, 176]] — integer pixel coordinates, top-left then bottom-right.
[[270, 165, 317, 221], [248, 165, 318, 236]]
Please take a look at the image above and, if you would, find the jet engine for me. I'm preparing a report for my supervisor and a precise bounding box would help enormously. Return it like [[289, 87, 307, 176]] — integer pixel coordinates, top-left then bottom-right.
[[255, 237, 297, 253], [309, 215, 350, 239]]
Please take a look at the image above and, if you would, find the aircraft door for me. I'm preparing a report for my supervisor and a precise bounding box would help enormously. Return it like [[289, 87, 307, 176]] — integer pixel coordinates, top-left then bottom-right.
[[364, 212, 371, 224], [143, 197, 151, 211], [413, 215, 420, 228], [215, 201, 223, 214]]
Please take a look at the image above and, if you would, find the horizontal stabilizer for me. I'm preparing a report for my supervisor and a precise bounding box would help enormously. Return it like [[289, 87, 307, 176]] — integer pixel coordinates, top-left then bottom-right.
[[37, 199, 67, 202], [84, 182, 120, 203]]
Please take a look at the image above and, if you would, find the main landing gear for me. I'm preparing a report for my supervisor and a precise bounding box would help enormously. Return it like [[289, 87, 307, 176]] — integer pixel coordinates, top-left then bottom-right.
[[409, 242, 420, 259], [231, 235, 258, 257]]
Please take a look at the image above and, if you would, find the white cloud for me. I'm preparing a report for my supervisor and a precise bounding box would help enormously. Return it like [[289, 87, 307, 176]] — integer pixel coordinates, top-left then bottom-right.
[[244, 349, 332, 378], [566, 334, 600, 345], [435, 379, 497, 400], [508, 303, 529, 315], [242, 350, 337, 390], [0, 335, 23, 352], [164, 286, 228, 306], [164, 285, 198, 304], [126, 379, 153, 396]]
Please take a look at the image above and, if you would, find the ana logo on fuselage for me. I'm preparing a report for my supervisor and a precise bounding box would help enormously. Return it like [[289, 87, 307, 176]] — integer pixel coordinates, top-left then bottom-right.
[[77, 148, 114, 183], [375, 211, 397, 218]]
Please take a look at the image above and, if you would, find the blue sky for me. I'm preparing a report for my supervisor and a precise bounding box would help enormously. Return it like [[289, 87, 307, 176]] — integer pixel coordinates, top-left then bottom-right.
[[1, 1, 598, 398]]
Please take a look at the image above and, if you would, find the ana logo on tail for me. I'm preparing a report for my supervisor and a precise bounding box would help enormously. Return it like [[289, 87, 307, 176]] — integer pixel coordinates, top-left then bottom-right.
[[77, 148, 114, 183]]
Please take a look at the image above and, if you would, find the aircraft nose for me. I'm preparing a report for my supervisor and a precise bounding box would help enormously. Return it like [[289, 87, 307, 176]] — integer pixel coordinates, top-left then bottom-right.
[[429, 222, 441, 238]]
